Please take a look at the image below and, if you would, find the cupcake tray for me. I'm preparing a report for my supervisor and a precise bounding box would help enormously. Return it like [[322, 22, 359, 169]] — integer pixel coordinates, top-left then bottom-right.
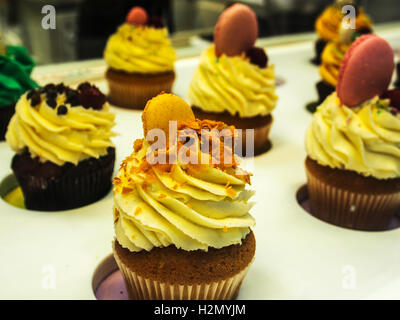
[[1, 28, 400, 300]]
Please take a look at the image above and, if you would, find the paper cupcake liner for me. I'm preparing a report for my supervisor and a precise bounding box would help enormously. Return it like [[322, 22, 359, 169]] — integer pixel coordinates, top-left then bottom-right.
[[0, 104, 15, 141], [306, 166, 400, 231], [12, 148, 115, 211], [106, 69, 175, 110], [113, 241, 252, 300]]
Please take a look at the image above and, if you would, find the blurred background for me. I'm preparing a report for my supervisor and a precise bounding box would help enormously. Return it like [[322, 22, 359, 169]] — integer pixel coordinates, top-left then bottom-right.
[[0, 0, 399, 65]]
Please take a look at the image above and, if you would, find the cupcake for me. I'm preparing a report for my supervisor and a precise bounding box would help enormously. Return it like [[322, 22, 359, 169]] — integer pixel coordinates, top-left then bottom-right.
[[306, 26, 367, 113], [305, 34, 400, 231], [0, 45, 37, 141], [188, 3, 278, 156], [311, 0, 372, 65], [104, 6, 177, 110], [6, 82, 116, 211], [112, 93, 256, 300]]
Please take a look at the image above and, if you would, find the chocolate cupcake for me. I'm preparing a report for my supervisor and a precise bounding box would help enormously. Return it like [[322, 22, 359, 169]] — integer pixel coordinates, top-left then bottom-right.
[[0, 45, 37, 140], [6, 82, 116, 211], [113, 93, 256, 300], [305, 35, 399, 231], [188, 4, 278, 156], [104, 6, 176, 109]]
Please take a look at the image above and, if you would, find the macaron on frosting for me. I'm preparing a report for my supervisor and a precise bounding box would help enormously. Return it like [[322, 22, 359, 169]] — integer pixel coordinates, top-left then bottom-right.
[[126, 6, 148, 26], [113, 93, 255, 252], [104, 7, 176, 74], [337, 34, 394, 107], [188, 4, 277, 118], [214, 3, 258, 57]]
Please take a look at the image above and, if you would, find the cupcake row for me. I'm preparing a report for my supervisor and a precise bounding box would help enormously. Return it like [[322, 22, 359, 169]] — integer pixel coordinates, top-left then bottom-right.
[[1, 3, 400, 300]]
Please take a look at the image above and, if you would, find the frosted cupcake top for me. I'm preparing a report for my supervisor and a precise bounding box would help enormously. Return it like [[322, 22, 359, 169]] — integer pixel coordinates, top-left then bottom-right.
[[104, 12, 176, 74], [188, 4, 277, 118], [6, 83, 116, 166], [113, 93, 255, 252], [188, 45, 277, 118], [306, 92, 400, 179]]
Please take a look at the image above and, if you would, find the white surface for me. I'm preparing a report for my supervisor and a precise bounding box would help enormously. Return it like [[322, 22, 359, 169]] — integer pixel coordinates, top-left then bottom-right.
[[1, 31, 400, 300]]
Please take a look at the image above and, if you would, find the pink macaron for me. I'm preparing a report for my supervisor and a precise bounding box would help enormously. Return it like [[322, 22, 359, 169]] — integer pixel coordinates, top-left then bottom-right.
[[214, 3, 258, 57], [126, 6, 148, 26], [337, 34, 394, 107]]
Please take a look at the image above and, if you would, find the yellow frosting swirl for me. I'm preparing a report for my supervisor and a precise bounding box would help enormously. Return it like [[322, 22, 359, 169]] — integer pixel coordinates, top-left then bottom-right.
[[306, 93, 400, 179], [6, 92, 116, 166], [315, 6, 372, 41], [319, 41, 350, 87], [104, 24, 176, 74], [113, 139, 255, 252], [188, 45, 277, 118]]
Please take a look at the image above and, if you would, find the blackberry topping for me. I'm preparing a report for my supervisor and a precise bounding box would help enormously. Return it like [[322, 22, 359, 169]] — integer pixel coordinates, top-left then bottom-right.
[[77, 82, 92, 91], [56, 83, 66, 93], [66, 89, 79, 106], [245, 47, 268, 69], [46, 90, 57, 100], [147, 16, 164, 28], [381, 89, 400, 110], [46, 97, 57, 109], [57, 104, 68, 115], [27, 90, 36, 100], [77, 82, 106, 110], [43, 83, 56, 92], [30, 92, 41, 107]]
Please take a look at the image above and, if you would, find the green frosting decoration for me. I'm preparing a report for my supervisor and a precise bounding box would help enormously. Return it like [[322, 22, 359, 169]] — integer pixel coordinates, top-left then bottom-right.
[[0, 45, 38, 108]]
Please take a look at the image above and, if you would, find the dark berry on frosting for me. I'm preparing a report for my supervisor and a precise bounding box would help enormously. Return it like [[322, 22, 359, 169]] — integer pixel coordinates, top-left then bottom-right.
[[37, 87, 46, 94], [46, 90, 57, 100], [57, 104, 68, 115], [43, 83, 56, 93], [56, 83, 66, 93], [381, 89, 400, 110], [77, 82, 106, 110], [245, 47, 268, 68], [46, 98, 57, 109], [66, 89, 79, 106], [27, 90, 36, 100], [77, 82, 92, 91], [30, 92, 41, 107], [147, 16, 164, 28]]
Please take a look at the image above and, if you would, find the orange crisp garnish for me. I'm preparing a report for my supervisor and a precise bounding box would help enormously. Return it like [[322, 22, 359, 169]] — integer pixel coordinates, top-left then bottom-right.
[[158, 193, 166, 199], [122, 187, 133, 194], [113, 208, 120, 224], [134, 207, 142, 215], [113, 177, 121, 185], [187, 203, 192, 208], [226, 186, 236, 197], [223, 226, 228, 232], [134, 139, 143, 152]]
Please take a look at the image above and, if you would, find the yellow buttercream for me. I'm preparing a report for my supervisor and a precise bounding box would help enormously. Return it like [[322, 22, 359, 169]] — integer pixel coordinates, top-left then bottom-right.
[[306, 92, 400, 179], [188, 45, 277, 118], [6, 92, 116, 166], [104, 24, 176, 74], [113, 139, 255, 252], [319, 41, 350, 87], [315, 6, 372, 42]]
